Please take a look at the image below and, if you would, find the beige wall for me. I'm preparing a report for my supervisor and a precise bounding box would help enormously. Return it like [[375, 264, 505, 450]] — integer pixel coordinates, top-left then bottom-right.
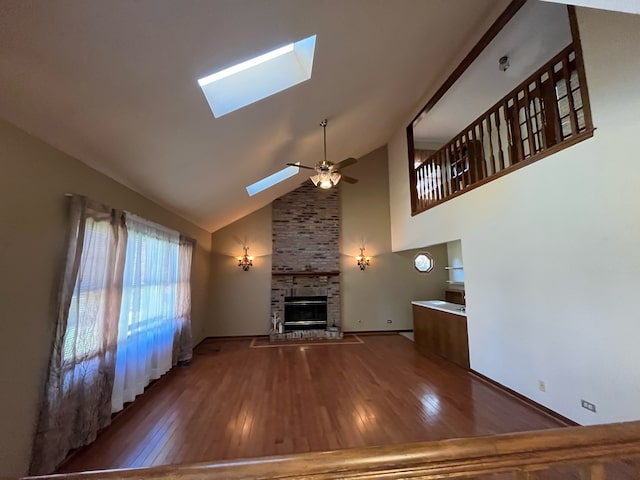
[[0, 118, 211, 476], [340, 146, 447, 331], [387, 8, 640, 425], [208, 206, 272, 336], [207, 146, 447, 336]]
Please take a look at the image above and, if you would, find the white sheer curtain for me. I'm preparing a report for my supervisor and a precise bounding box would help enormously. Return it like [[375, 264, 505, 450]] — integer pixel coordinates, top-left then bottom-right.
[[30, 197, 127, 475], [111, 215, 180, 412]]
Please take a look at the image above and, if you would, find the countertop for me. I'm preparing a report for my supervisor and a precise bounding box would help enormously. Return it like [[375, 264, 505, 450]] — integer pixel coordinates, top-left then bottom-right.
[[412, 300, 467, 317]]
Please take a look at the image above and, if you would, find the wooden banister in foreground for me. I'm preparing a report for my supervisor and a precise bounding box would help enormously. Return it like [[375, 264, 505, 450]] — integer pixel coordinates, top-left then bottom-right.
[[27, 421, 640, 480]]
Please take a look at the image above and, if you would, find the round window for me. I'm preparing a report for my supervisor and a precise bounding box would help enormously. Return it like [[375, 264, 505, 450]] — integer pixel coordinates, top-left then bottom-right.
[[414, 252, 434, 273]]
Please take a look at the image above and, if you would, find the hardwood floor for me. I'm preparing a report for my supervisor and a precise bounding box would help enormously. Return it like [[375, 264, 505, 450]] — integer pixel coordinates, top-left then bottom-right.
[[58, 334, 569, 473]]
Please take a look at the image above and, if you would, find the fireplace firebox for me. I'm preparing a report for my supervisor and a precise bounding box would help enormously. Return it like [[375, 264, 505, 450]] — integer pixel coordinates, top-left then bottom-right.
[[283, 295, 328, 331]]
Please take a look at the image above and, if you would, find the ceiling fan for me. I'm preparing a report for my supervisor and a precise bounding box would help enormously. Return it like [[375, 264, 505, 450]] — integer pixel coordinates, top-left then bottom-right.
[[287, 119, 358, 189]]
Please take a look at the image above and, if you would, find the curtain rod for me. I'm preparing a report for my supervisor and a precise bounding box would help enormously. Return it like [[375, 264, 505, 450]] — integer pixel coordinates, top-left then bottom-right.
[[63, 193, 197, 245]]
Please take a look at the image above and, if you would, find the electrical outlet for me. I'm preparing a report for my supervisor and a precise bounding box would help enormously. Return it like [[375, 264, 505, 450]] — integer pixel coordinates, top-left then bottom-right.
[[386, 319, 393, 324], [538, 380, 546, 392], [581, 399, 597, 413]]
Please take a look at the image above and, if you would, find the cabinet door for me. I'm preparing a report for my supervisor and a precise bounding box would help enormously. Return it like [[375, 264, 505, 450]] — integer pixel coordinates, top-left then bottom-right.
[[412, 305, 429, 349], [412, 306, 470, 369]]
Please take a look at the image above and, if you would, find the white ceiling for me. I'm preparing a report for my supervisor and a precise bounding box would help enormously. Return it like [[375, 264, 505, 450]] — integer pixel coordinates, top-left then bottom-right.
[[0, 0, 512, 232], [413, 0, 572, 144], [541, 0, 640, 15]]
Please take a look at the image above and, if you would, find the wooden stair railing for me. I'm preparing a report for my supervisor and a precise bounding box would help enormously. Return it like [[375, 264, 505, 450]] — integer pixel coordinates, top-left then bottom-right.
[[410, 43, 594, 216], [25, 421, 640, 480]]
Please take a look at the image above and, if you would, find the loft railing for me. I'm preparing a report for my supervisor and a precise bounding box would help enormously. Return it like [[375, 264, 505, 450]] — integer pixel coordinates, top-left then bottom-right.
[[411, 43, 593, 215], [25, 421, 640, 480]]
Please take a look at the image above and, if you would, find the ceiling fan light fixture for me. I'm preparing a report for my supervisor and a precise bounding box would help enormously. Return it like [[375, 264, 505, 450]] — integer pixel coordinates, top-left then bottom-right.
[[291, 119, 357, 190], [319, 179, 333, 189], [310, 120, 343, 190], [314, 169, 341, 189]]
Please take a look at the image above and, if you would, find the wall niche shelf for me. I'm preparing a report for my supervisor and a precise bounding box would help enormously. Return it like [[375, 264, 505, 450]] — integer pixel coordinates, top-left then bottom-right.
[[446, 281, 465, 285], [445, 266, 464, 270]]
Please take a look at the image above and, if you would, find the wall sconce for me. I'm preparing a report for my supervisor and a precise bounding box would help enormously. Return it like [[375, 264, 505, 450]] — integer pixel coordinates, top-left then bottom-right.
[[356, 247, 371, 270], [237, 246, 253, 271]]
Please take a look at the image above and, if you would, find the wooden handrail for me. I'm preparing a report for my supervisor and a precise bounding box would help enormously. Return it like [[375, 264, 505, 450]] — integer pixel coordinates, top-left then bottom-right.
[[25, 421, 640, 480]]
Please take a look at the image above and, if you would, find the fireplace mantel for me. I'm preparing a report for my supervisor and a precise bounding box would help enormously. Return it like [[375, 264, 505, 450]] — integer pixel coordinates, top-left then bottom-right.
[[272, 271, 340, 277]]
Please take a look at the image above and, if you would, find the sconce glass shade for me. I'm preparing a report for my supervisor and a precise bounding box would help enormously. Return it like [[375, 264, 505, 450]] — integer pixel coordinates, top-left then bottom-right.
[[237, 246, 253, 271], [356, 247, 371, 270]]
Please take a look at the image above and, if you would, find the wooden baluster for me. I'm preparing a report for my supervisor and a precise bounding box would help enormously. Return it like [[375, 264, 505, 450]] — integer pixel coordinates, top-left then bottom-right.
[[461, 134, 470, 189], [424, 164, 429, 205], [502, 99, 515, 168], [486, 113, 497, 174], [414, 166, 420, 207], [441, 150, 447, 198], [436, 150, 445, 200], [421, 165, 428, 206], [464, 130, 472, 185], [469, 125, 481, 183], [472, 127, 481, 184], [424, 163, 430, 204], [416, 166, 423, 207], [449, 141, 456, 193], [531, 78, 548, 151], [542, 67, 562, 147], [420, 162, 426, 204], [579, 463, 606, 480], [459, 135, 469, 190], [432, 159, 439, 201], [521, 81, 538, 156], [494, 107, 506, 171], [511, 92, 527, 162], [427, 161, 434, 203], [432, 160, 438, 202], [480, 118, 496, 176], [474, 120, 491, 178], [443, 148, 451, 197], [419, 166, 426, 206], [560, 52, 580, 136], [448, 142, 456, 193]]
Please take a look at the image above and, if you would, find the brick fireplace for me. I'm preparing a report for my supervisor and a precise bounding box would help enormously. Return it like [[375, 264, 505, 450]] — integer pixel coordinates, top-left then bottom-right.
[[271, 182, 341, 339]]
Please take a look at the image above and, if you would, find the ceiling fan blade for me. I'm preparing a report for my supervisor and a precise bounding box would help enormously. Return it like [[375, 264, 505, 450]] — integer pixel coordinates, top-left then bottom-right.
[[341, 175, 358, 184], [333, 157, 357, 170], [287, 163, 315, 170]]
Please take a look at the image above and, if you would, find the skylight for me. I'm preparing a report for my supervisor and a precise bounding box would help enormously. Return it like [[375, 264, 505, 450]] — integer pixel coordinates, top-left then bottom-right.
[[198, 35, 317, 118], [246, 163, 300, 197]]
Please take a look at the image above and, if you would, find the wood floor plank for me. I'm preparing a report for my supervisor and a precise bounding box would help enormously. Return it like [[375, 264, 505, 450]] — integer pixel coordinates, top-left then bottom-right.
[[57, 334, 571, 473]]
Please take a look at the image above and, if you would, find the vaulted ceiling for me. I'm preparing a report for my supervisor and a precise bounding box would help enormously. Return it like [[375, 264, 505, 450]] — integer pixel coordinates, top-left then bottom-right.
[[0, 0, 514, 232]]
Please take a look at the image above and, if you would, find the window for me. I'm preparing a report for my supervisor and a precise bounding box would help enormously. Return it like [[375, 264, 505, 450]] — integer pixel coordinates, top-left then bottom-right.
[[198, 34, 317, 117], [414, 252, 434, 273], [246, 163, 300, 196], [63, 217, 118, 364], [32, 197, 195, 475], [61, 211, 192, 411]]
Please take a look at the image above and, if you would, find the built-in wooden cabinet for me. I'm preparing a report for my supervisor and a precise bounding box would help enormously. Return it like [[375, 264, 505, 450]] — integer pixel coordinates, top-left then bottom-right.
[[412, 305, 470, 369]]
